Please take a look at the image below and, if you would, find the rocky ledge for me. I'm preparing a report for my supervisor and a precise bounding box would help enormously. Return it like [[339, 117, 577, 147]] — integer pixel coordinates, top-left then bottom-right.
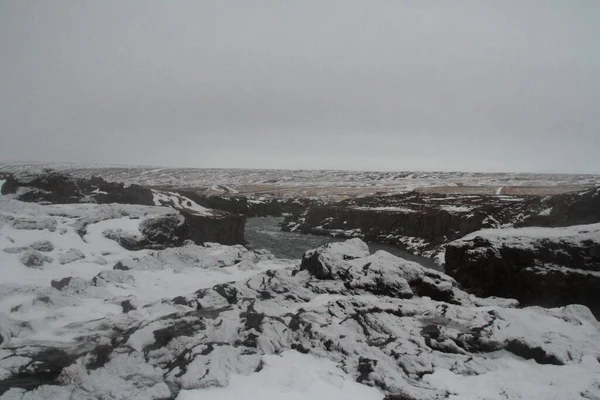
[[283, 187, 600, 265], [152, 188, 324, 218], [445, 223, 600, 318], [2, 170, 246, 246]]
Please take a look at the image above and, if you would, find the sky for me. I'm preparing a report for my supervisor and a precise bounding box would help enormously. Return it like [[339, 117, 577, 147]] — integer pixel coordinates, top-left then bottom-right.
[[0, 1, 599, 173]]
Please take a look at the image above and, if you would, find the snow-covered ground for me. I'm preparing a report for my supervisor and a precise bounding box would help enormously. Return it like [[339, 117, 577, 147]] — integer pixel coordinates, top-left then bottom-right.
[[1, 187, 599, 399], [1, 163, 598, 197]]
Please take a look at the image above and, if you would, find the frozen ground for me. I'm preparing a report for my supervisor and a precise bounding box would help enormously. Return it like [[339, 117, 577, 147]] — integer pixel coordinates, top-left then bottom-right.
[[1, 163, 598, 198], [1, 181, 599, 399]]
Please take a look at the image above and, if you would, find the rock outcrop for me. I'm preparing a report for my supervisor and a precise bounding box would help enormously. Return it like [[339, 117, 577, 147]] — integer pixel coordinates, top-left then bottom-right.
[[1, 235, 599, 399], [284, 191, 543, 258], [1, 170, 154, 205], [2, 170, 246, 246], [159, 189, 324, 217], [445, 223, 600, 317], [519, 186, 600, 227]]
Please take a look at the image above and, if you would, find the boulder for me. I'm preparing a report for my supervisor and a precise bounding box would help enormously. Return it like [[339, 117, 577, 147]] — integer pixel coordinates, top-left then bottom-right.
[[30, 240, 54, 252], [51, 277, 90, 293], [300, 238, 461, 303], [59, 249, 85, 265], [19, 249, 52, 268]]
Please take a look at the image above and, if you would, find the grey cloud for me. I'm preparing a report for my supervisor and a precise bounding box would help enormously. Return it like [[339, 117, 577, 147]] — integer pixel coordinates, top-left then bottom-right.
[[1, 1, 599, 172]]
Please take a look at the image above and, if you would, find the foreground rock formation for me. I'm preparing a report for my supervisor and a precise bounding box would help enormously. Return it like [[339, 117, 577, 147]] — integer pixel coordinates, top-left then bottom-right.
[[0, 184, 599, 399], [445, 223, 600, 318]]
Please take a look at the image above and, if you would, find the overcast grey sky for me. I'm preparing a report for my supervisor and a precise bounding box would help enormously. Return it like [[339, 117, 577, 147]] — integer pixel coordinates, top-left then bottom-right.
[[1, 1, 599, 173]]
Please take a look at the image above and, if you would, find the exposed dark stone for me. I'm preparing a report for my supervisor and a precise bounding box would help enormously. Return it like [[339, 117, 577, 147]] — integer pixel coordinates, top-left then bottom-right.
[[144, 319, 206, 354], [357, 357, 378, 384], [179, 209, 245, 246], [50, 277, 72, 291], [172, 296, 189, 306], [213, 283, 238, 304], [113, 261, 130, 271], [121, 300, 136, 313], [0, 348, 80, 395], [445, 232, 600, 317], [505, 339, 563, 365], [86, 345, 114, 370]]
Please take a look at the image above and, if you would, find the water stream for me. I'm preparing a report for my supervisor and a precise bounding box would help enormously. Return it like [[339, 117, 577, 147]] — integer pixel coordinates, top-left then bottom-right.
[[245, 217, 439, 270]]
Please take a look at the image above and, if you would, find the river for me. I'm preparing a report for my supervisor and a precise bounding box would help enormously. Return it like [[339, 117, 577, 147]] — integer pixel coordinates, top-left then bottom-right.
[[245, 217, 439, 270]]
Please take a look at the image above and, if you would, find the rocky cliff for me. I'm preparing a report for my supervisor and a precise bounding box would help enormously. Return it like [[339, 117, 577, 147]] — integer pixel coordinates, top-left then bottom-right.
[[518, 187, 600, 227], [1, 170, 246, 246], [283, 191, 543, 259], [445, 223, 600, 317]]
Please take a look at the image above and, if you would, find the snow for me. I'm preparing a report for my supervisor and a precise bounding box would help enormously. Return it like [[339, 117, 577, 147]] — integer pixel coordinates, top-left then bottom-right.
[[458, 222, 600, 246], [0, 196, 287, 345], [424, 354, 600, 400], [0, 180, 5, 195], [2, 192, 600, 399], [439, 205, 473, 213], [152, 190, 213, 216], [176, 351, 383, 400], [496, 186, 503, 195], [538, 207, 553, 216], [351, 206, 415, 213]]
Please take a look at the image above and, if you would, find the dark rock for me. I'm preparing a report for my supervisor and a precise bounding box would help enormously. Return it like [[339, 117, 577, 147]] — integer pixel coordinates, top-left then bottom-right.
[[50, 276, 89, 293], [445, 226, 600, 317], [0, 348, 80, 395], [50, 277, 73, 291], [505, 339, 563, 365], [180, 209, 245, 246], [86, 345, 114, 371], [30, 240, 54, 252], [139, 214, 187, 247], [519, 187, 600, 227], [19, 249, 52, 268], [1, 170, 82, 203], [113, 261, 131, 271], [283, 191, 543, 256], [121, 300, 137, 313]]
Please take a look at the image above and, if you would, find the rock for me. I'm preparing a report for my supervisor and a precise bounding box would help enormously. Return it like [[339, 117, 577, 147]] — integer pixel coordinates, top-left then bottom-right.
[[103, 228, 148, 251], [283, 191, 543, 258], [58, 248, 85, 264], [2, 238, 600, 399], [139, 213, 187, 247], [19, 249, 52, 268], [1, 170, 82, 203], [30, 240, 54, 252], [92, 270, 135, 286], [180, 209, 245, 246], [445, 223, 600, 317], [519, 187, 600, 227], [300, 239, 462, 303], [12, 218, 58, 232], [3, 246, 29, 254], [1, 169, 155, 205], [121, 299, 137, 313], [50, 277, 89, 293]]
